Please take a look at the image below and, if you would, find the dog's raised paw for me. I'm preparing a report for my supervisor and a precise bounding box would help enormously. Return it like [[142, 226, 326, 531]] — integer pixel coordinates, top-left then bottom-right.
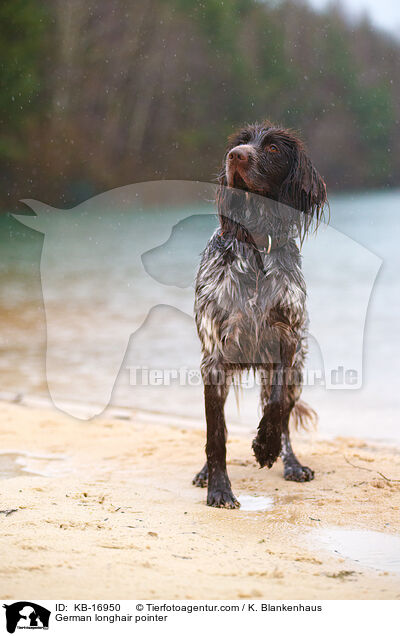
[[207, 488, 240, 509], [252, 438, 281, 469], [284, 464, 314, 482]]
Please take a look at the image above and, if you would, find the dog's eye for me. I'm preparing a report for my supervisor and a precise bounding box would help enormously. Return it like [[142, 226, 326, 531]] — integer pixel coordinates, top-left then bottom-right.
[[266, 144, 279, 153]]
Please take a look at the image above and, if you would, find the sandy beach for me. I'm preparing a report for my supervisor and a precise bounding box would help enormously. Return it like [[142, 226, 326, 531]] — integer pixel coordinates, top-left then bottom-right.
[[0, 399, 399, 600]]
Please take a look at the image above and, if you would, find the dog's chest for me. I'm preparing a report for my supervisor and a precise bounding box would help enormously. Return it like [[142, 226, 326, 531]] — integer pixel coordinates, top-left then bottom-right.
[[195, 238, 308, 361], [215, 250, 306, 327]]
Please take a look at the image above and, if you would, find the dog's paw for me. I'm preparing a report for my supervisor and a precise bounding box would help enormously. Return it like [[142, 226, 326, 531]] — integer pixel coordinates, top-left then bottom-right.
[[252, 437, 281, 469], [284, 464, 314, 482], [252, 414, 282, 468], [207, 488, 240, 509], [206, 471, 239, 508], [192, 466, 208, 488]]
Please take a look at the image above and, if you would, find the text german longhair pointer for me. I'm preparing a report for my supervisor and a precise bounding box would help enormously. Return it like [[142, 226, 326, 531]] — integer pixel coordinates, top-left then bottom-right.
[[193, 121, 327, 508]]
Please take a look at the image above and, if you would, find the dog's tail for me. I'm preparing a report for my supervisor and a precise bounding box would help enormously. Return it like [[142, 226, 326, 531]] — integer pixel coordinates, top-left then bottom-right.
[[290, 400, 318, 430]]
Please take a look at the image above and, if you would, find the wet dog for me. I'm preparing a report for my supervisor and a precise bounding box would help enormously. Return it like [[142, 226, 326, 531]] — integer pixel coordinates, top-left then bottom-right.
[[193, 121, 327, 508]]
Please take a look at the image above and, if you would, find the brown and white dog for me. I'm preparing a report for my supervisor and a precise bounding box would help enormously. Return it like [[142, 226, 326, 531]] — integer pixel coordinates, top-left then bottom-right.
[[193, 121, 327, 508]]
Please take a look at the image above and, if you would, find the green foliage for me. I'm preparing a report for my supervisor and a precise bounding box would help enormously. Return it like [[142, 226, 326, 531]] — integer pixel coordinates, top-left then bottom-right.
[[0, 0, 399, 205], [350, 81, 395, 181], [0, 0, 49, 159]]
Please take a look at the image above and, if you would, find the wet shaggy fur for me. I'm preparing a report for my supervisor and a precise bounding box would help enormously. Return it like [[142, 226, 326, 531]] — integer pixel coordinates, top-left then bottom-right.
[[193, 121, 327, 508]]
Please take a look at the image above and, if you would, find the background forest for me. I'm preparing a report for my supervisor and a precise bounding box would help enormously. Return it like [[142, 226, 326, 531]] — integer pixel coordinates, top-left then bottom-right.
[[1, 0, 399, 209]]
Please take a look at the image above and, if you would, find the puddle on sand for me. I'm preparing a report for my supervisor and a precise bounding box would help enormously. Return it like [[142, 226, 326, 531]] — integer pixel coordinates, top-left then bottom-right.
[[316, 527, 400, 575], [237, 495, 274, 512], [0, 453, 37, 479], [0, 452, 68, 479]]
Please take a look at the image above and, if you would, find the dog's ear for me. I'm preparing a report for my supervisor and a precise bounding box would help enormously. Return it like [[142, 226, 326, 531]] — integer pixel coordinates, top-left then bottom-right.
[[280, 146, 327, 225], [299, 153, 327, 216]]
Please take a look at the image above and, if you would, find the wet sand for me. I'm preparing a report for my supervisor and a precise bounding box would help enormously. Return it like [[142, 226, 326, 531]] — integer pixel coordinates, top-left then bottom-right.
[[0, 400, 399, 599]]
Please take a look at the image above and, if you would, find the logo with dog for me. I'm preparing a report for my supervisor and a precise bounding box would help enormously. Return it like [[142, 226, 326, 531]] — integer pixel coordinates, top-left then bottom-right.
[[3, 602, 50, 633], [13, 181, 381, 419]]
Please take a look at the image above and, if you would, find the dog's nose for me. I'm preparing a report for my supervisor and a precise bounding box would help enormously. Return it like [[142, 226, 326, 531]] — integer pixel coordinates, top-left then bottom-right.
[[228, 145, 251, 164]]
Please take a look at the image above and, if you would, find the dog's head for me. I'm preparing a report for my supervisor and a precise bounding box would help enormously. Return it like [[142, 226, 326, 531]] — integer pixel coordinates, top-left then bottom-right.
[[218, 121, 327, 238]]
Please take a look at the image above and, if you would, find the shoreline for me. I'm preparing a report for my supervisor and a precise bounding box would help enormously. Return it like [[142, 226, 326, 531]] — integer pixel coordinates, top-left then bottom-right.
[[0, 400, 399, 599], [1, 390, 399, 450]]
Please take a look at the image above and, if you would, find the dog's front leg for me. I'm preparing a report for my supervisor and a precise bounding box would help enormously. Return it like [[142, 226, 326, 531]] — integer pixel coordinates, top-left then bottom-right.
[[252, 365, 286, 468], [204, 374, 239, 509]]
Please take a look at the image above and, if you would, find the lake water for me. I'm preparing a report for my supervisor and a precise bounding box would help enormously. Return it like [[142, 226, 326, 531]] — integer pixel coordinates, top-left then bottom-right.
[[0, 183, 399, 444]]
